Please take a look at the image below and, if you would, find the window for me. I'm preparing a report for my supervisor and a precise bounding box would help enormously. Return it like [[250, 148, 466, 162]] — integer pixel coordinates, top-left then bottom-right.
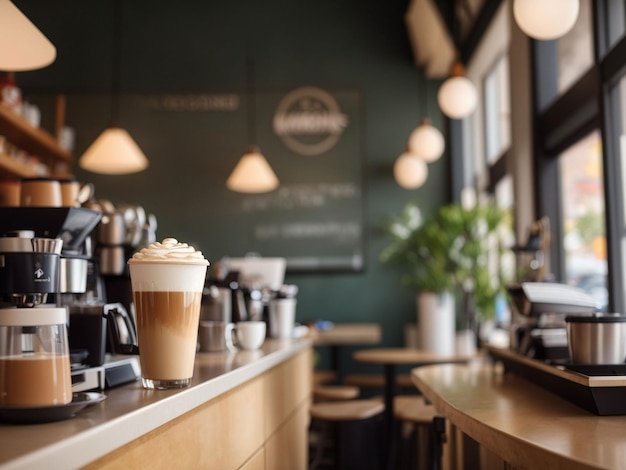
[[558, 130, 607, 310], [557, 0, 594, 94], [535, 0, 595, 111], [484, 55, 511, 164], [532, 1, 626, 314]]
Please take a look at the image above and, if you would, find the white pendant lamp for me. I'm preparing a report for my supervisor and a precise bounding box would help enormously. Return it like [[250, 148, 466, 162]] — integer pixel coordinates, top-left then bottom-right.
[[438, 61, 477, 120], [0, 0, 56, 71], [227, 58, 279, 193], [79, 0, 149, 175], [513, 0, 579, 41], [226, 145, 279, 193], [79, 127, 148, 175], [393, 150, 428, 189], [407, 118, 445, 163]]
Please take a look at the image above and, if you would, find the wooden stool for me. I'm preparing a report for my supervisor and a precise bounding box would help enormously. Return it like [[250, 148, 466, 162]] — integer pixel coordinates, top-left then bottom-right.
[[313, 369, 338, 386], [393, 395, 440, 470], [309, 399, 384, 470], [344, 373, 414, 392], [313, 385, 360, 402]]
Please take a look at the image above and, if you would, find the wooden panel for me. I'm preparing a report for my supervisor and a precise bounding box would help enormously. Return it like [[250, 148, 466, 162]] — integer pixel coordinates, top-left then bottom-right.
[[83, 377, 265, 470], [265, 401, 310, 470], [264, 348, 312, 438], [239, 447, 265, 470]]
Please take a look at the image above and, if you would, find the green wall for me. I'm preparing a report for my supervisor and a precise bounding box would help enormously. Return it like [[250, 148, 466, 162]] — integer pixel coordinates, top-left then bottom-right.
[[14, 0, 450, 370]]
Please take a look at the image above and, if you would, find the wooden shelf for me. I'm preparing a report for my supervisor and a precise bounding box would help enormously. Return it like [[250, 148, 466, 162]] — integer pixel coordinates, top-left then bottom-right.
[[0, 103, 72, 167], [0, 152, 40, 178]]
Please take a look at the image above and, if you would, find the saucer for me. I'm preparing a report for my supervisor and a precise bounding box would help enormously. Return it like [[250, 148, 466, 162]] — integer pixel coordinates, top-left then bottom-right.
[[0, 392, 106, 425]]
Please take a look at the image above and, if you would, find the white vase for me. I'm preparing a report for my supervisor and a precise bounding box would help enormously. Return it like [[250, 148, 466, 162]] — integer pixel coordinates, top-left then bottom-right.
[[417, 291, 455, 355]]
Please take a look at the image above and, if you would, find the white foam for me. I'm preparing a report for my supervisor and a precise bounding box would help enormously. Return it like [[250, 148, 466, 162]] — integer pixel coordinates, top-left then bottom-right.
[[128, 263, 207, 292], [129, 238, 209, 265]]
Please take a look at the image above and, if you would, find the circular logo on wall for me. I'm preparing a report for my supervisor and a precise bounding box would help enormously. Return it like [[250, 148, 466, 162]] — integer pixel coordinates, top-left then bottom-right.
[[273, 86, 348, 156]]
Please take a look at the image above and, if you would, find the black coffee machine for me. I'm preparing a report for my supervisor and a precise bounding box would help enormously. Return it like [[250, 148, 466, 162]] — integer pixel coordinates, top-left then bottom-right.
[[0, 207, 140, 390], [507, 282, 597, 361]]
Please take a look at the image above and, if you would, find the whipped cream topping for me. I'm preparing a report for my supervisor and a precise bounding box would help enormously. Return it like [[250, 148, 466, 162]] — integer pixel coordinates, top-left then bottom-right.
[[128, 238, 209, 265]]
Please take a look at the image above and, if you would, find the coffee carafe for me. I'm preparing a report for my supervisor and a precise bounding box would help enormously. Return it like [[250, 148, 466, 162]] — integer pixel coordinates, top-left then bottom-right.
[[0, 307, 72, 407]]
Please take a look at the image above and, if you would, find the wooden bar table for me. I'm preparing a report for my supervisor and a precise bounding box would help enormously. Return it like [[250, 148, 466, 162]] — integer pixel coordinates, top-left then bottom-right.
[[353, 348, 472, 469], [412, 361, 626, 469]]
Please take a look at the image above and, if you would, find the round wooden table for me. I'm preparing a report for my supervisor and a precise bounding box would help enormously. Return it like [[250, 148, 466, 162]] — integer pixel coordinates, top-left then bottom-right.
[[353, 348, 472, 469], [313, 323, 382, 376]]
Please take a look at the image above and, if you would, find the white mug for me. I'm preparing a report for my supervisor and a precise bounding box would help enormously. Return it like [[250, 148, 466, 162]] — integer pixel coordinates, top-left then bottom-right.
[[234, 321, 266, 350]]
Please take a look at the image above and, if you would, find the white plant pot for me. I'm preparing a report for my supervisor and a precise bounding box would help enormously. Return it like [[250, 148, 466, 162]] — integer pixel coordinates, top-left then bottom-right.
[[417, 291, 455, 355]]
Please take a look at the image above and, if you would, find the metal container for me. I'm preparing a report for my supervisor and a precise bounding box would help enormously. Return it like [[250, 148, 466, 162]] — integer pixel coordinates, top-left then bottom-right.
[[99, 246, 126, 275], [97, 212, 125, 245], [59, 257, 88, 293], [565, 314, 626, 364]]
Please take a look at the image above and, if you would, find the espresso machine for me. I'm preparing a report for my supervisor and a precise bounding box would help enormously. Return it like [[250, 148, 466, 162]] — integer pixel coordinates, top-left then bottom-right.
[[0, 207, 140, 390], [508, 282, 597, 361]]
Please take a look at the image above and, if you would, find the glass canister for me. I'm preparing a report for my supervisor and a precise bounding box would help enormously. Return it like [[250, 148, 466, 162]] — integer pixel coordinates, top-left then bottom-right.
[[0, 307, 72, 407]]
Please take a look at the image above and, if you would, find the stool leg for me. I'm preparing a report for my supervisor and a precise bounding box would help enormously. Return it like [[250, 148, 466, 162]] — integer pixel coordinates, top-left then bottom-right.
[[309, 419, 335, 470], [429, 416, 446, 470], [336, 416, 383, 470]]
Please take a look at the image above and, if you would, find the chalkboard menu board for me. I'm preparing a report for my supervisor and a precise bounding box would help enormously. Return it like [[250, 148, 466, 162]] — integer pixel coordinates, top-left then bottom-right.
[[33, 87, 364, 272]]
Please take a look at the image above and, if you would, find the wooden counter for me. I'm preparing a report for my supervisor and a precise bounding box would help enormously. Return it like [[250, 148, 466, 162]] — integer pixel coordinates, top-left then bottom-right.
[[0, 339, 312, 470], [411, 361, 626, 470]]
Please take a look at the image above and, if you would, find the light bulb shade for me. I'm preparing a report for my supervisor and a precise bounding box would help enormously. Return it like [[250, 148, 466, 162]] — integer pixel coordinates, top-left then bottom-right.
[[437, 76, 477, 119], [393, 152, 428, 189], [513, 0, 579, 40], [79, 127, 149, 175], [0, 0, 56, 71], [407, 120, 445, 163], [226, 147, 279, 193]]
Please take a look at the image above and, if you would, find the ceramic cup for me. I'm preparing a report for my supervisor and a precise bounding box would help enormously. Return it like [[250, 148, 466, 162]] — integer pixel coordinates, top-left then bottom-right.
[[0, 180, 20, 207], [234, 321, 266, 350], [59, 179, 80, 207], [198, 321, 236, 352], [20, 177, 62, 207]]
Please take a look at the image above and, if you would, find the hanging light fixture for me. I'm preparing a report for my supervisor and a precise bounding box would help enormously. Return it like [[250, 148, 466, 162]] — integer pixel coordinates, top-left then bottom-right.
[[79, 0, 148, 175], [437, 60, 477, 120], [408, 75, 445, 162], [226, 145, 278, 193], [408, 118, 445, 163], [393, 149, 428, 189], [226, 58, 279, 193], [513, 0, 579, 41], [0, 0, 56, 71]]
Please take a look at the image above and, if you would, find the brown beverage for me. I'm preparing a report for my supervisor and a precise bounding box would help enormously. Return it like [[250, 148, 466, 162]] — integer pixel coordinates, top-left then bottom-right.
[[0, 353, 72, 407], [128, 237, 209, 389], [133, 290, 203, 381]]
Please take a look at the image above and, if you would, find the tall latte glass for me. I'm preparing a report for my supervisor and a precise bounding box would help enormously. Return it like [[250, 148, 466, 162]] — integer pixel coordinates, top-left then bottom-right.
[[128, 238, 209, 389]]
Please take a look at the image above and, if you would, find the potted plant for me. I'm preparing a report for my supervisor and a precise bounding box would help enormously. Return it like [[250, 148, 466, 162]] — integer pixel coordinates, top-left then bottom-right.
[[380, 200, 509, 353]]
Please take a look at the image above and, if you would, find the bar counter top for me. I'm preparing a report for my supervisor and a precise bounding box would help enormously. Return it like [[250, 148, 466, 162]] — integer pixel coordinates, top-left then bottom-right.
[[0, 338, 311, 470], [412, 360, 626, 470]]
